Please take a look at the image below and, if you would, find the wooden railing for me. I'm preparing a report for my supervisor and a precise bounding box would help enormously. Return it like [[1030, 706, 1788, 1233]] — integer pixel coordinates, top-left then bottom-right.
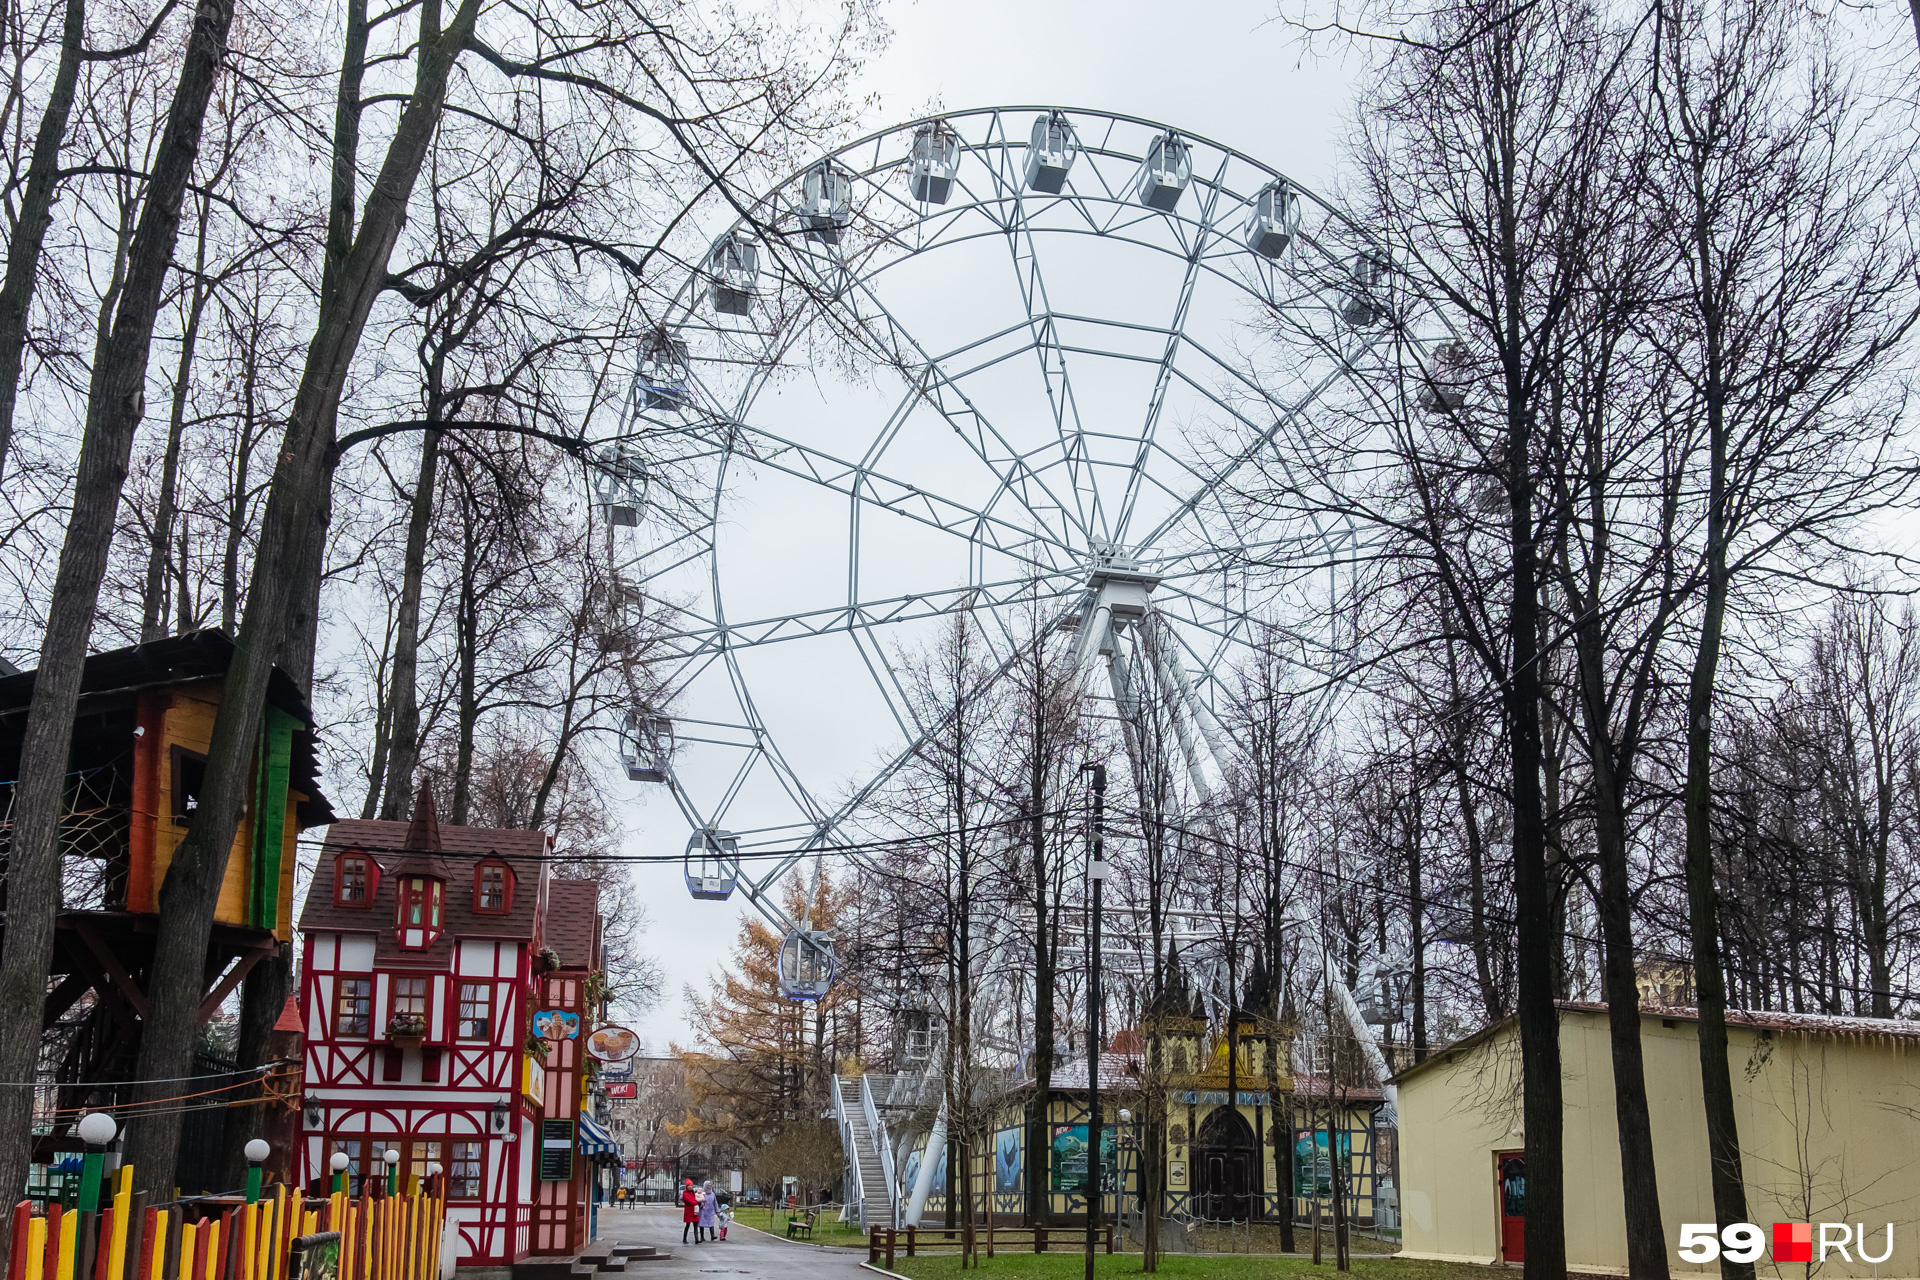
[[866, 1224, 1114, 1268], [6, 1171, 445, 1280]]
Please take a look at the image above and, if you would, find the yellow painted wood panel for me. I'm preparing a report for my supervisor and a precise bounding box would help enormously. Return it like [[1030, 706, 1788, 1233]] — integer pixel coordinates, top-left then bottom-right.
[[147, 680, 299, 931]]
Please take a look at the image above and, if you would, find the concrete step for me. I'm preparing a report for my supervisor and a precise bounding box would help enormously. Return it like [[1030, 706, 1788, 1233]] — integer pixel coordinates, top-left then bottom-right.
[[510, 1260, 581, 1280]]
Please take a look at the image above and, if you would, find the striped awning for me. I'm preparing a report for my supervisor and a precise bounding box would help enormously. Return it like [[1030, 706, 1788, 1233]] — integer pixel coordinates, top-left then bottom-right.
[[578, 1113, 620, 1161]]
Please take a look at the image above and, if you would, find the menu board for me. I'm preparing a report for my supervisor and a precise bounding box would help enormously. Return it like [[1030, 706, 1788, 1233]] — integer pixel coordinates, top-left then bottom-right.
[[539, 1119, 575, 1182]]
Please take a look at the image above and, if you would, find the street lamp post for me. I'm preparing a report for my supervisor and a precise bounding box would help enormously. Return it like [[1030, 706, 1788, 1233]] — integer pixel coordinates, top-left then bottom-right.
[[75, 1112, 117, 1213], [330, 1150, 351, 1196], [244, 1139, 271, 1204], [384, 1148, 401, 1195], [241, 1143, 272, 1205], [1082, 763, 1107, 1280]]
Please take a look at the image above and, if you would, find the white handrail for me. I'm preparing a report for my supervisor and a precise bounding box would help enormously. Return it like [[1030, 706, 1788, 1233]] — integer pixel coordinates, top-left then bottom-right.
[[832, 1075, 868, 1217], [859, 1074, 897, 1226]]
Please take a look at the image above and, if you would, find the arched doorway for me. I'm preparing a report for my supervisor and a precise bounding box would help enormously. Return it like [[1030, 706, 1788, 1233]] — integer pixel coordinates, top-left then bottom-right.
[[1192, 1106, 1258, 1221]]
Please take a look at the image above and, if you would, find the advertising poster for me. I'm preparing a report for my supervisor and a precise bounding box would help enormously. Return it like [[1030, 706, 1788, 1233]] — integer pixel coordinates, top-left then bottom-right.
[[1048, 1124, 1117, 1194], [1294, 1130, 1349, 1196], [901, 1145, 948, 1195], [994, 1129, 1022, 1192]]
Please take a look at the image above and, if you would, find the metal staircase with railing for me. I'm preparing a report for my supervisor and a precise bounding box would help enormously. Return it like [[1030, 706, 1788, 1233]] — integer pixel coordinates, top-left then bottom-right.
[[833, 1074, 896, 1229]]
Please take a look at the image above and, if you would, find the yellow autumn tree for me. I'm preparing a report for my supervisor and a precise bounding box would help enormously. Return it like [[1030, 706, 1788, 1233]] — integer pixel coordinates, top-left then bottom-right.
[[676, 869, 870, 1149]]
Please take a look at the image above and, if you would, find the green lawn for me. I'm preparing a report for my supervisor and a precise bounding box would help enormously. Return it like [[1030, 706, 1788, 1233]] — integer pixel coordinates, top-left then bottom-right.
[[729, 1204, 868, 1246], [887, 1255, 1499, 1280]]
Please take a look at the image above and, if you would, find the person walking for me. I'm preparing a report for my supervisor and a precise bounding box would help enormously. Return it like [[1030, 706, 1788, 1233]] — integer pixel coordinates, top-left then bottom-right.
[[697, 1180, 720, 1242], [717, 1192, 732, 1241], [681, 1179, 700, 1244]]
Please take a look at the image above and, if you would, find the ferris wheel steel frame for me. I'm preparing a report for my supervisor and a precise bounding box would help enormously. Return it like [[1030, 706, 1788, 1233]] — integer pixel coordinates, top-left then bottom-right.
[[591, 106, 1446, 1098]]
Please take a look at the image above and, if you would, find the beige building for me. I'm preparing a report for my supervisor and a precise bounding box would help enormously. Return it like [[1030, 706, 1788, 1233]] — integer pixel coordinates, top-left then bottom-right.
[[1395, 1002, 1920, 1276]]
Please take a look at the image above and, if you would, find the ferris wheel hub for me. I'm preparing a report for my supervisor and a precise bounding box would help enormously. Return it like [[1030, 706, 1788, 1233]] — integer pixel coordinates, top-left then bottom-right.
[[1068, 540, 1162, 668]]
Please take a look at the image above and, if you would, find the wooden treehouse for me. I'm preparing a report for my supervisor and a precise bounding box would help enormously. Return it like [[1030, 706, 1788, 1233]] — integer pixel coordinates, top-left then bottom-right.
[[0, 630, 333, 1158]]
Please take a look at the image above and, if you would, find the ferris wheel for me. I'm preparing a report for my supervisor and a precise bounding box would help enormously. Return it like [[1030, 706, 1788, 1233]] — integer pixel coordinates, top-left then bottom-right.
[[589, 107, 1446, 1062]]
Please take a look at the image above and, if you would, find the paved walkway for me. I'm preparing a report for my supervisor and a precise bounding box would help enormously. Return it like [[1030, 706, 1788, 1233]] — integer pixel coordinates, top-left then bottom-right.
[[597, 1206, 875, 1279]]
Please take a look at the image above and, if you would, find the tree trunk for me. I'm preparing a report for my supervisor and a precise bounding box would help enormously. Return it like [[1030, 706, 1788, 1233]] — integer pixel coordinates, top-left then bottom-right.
[[1021, 641, 1060, 1232], [452, 494, 478, 823], [0, 0, 236, 1216], [281, 464, 333, 697], [378, 425, 440, 818], [1559, 584, 1671, 1278], [0, 0, 84, 485], [141, 194, 213, 641], [220, 356, 261, 633], [1684, 403, 1751, 1277], [1506, 360, 1565, 1280], [118, 0, 485, 1198], [1444, 634, 1502, 1021], [217, 949, 290, 1188]]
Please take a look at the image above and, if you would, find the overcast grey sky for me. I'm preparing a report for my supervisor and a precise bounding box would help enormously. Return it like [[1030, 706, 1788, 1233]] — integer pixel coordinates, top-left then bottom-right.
[[620, 0, 1361, 1051]]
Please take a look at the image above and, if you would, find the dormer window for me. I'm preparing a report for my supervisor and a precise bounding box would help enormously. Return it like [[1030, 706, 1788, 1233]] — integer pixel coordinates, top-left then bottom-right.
[[396, 876, 444, 949], [474, 861, 513, 913], [336, 854, 375, 906]]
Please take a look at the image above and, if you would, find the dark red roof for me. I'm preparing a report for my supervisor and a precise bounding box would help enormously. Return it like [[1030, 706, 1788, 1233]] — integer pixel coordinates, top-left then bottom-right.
[[1050, 1052, 1144, 1091], [1291, 1072, 1385, 1104], [546, 880, 602, 969], [300, 817, 553, 965]]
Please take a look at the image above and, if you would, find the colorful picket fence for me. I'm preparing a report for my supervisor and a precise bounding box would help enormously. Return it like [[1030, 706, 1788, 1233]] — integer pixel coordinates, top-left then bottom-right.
[[4, 1170, 445, 1280]]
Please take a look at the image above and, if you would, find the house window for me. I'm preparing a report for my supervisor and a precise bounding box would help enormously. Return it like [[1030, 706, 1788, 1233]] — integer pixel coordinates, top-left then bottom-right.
[[337, 855, 372, 905], [391, 976, 428, 1029], [475, 863, 510, 912], [458, 983, 492, 1040], [170, 746, 207, 828], [330, 1139, 364, 1196], [449, 1141, 484, 1199], [336, 977, 371, 1037], [407, 1139, 442, 1186], [395, 877, 444, 949]]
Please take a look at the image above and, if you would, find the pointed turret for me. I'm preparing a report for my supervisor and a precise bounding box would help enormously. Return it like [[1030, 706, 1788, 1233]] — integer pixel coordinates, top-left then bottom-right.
[[391, 782, 450, 949], [393, 783, 451, 877], [1242, 949, 1272, 1017], [405, 782, 443, 851]]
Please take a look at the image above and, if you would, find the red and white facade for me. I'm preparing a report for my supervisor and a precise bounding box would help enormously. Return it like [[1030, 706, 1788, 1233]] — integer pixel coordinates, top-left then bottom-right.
[[295, 790, 602, 1267]]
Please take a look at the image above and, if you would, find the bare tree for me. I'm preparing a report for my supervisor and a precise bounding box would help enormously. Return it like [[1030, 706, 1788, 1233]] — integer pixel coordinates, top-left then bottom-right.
[[0, 0, 237, 1213], [1646, 2, 1920, 1264]]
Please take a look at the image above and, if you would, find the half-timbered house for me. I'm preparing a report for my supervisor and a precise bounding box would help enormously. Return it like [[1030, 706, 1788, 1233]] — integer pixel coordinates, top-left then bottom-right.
[[295, 789, 604, 1269]]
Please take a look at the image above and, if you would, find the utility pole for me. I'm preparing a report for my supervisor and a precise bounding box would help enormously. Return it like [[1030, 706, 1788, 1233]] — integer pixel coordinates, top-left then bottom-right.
[[1083, 762, 1107, 1280]]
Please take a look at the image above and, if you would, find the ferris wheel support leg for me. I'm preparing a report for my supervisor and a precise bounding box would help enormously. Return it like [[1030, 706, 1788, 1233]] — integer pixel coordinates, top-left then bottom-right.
[[1136, 623, 1214, 800], [902, 1103, 947, 1228], [1102, 630, 1151, 790], [1146, 614, 1231, 767], [1289, 906, 1399, 1125], [1071, 601, 1115, 676]]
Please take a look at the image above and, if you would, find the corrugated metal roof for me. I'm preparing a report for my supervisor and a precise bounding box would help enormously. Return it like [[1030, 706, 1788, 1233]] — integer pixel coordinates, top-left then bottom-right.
[[1392, 1000, 1920, 1087]]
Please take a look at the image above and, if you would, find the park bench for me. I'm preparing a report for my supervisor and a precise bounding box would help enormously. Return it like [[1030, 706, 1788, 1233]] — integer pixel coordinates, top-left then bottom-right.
[[787, 1209, 820, 1240]]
